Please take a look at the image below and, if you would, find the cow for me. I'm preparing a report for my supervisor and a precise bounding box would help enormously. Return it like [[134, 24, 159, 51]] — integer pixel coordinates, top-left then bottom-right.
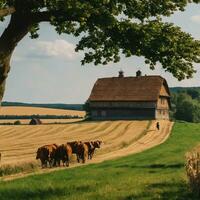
[[76, 142, 88, 163], [89, 140, 102, 159], [84, 142, 94, 160], [54, 144, 72, 167], [67, 141, 79, 154], [36, 144, 58, 168], [67, 141, 81, 161]]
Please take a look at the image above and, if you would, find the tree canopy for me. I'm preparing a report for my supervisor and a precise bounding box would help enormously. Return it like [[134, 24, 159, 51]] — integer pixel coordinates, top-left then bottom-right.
[[0, 0, 200, 100], [171, 88, 200, 122]]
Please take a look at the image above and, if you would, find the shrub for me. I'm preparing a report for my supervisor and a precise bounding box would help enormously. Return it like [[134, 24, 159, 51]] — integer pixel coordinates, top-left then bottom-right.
[[14, 120, 21, 125]]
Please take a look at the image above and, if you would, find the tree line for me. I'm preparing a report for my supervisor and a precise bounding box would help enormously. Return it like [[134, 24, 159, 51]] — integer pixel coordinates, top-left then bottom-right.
[[170, 87, 200, 122]]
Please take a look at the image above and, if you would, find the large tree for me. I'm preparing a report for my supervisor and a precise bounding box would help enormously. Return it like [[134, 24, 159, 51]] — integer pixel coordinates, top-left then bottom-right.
[[0, 0, 200, 102]]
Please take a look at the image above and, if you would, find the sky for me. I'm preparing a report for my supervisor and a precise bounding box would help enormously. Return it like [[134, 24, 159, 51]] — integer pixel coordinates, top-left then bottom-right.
[[1, 4, 200, 104]]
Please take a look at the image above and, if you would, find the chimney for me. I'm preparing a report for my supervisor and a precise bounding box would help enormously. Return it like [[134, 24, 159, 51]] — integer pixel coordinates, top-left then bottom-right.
[[118, 70, 124, 78], [136, 70, 142, 77]]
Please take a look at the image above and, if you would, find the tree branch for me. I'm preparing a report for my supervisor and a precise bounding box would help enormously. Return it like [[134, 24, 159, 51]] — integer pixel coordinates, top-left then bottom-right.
[[0, 6, 15, 17], [31, 10, 81, 23]]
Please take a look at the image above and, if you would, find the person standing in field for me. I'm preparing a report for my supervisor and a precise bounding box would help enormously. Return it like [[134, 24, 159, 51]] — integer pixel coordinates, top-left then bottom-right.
[[156, 122, 160, 130]]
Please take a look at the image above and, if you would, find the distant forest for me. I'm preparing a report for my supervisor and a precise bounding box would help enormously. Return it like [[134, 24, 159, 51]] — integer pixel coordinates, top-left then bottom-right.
[[170, 87, 200, 122]]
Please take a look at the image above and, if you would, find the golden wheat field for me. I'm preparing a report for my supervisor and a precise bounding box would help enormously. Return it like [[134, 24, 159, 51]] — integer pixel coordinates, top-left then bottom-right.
[[0, 106, 85, 117], [0, 120, 173, 168], [0, 106, 85, 124]]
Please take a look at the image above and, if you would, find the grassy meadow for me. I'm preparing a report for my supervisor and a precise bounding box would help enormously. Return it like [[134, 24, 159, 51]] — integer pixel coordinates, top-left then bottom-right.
[[0, 121, 200, 200]]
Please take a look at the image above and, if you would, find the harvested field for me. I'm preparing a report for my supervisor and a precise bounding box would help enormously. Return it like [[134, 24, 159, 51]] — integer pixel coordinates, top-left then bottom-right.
[[0, 120, 173, 180], [0, 106, 85, 117], [0, 118, 83, 124]]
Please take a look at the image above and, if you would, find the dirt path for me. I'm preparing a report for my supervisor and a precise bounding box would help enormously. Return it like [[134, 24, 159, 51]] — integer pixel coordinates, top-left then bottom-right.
[[0, 120, 173, 181]]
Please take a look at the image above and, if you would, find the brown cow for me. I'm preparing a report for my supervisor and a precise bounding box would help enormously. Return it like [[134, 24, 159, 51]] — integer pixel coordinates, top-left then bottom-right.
[[36, 144, 58, 168], [89, 140, 102, 159], [55, 144, 72, 167], [67, 141, 81, 161], [84, 142, 94, 160], [67, 141, 79, 154], [76, 142, 88, 163]]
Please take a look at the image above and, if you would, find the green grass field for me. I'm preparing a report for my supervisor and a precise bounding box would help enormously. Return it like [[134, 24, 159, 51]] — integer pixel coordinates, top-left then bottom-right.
[[0, 122, 200, 200]]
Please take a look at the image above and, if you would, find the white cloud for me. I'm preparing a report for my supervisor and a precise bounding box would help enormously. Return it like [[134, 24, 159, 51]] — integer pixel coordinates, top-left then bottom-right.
[[33, 39, 79, 60], [191, 15, 200, 24]]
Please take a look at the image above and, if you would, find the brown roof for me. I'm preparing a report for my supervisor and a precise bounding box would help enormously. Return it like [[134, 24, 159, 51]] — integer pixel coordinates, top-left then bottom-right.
[[88, 75, 170, 102]]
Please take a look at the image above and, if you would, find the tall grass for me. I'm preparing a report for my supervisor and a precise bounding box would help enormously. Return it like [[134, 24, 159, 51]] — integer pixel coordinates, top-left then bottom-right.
[[0, 122, 200, 199], [0, 162, 39, 177]]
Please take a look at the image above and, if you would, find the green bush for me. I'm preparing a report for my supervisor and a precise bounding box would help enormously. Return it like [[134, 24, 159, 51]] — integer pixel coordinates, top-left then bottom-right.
[[14, 120, 21, 125]]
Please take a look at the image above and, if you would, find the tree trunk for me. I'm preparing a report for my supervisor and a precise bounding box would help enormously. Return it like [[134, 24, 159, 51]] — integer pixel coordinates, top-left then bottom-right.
[[0, 54, 11, 103], [0, 13, 32, 103]]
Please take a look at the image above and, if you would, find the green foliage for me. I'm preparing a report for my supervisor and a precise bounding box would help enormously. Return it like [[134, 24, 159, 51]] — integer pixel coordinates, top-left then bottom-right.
[[0, 122, 200, 199], [13, 120, 21, 125], [0, 1, 200, 80], [170, 87, 200, 122], [187, 89, 200, 100]]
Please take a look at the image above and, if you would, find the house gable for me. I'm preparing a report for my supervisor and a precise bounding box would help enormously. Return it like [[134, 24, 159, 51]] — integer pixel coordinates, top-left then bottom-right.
[[159, 83, 170, 97]]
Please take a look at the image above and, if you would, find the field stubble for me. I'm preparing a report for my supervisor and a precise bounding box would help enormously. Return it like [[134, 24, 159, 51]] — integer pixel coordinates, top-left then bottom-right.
[[0, 120, 173, 179]]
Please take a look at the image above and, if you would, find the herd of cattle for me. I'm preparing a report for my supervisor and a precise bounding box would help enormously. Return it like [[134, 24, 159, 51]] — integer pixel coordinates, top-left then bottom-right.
[[36, 140, 102, 168]]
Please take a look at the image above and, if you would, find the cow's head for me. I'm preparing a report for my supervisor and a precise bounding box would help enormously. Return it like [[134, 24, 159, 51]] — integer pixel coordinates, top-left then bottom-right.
[[93, 140, 102, 148]]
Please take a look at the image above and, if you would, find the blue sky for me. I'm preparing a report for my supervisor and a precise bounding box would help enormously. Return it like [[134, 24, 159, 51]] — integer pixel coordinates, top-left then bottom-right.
[[1, 4, 200, 104]]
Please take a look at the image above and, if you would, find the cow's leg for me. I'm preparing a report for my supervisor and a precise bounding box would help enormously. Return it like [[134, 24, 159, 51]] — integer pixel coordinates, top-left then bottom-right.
[[66, 156, 69, 167], [50, 158, 55, 168], [77, 154, 80, 163], [91, 149, 95, 159], [58, 160, 60, 167], [41, 159, 45, 168], [82, 153, 86, 163], [44, 160, 48, 168], [52, 159, 56, 167], [62, 159, 65, 167]]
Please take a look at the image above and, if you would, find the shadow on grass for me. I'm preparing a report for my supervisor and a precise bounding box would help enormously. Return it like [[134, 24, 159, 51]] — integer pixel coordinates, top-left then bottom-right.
[[115, 163, 184, 170], [0, 184, 92, 200], [123, 181, 198, 200]]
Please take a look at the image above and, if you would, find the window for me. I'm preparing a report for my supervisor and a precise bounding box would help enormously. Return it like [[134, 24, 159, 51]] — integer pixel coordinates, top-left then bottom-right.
[[101, 110, 107, 117], [161, 98, 165, 104], [92, 111, 98, 117]]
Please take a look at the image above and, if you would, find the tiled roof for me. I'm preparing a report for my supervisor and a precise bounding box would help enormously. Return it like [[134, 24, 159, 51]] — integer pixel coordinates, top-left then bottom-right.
[[88, 75, 170, 102]]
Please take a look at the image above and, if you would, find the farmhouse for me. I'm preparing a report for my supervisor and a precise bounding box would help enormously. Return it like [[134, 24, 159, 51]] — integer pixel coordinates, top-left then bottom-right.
[[87, 71, 171, 120]]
